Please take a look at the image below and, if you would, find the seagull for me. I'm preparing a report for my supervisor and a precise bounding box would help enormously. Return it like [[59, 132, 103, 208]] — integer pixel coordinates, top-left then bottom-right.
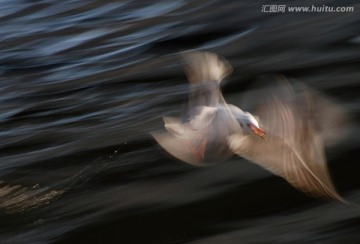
[[152, 52, 265, 165], [152, 51, 346, 202]]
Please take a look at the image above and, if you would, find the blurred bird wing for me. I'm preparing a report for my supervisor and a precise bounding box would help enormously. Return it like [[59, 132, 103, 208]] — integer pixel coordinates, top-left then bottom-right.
[[163, 117, 184, 137], [182, 51, 233, 85], [164, 106, 218, 137], [228, 133, 344, 201], [156, 105, 239, 166], [151, 131, 202, 166], [183, 51, 232, 109], [153, 52, 237, 166], [188, 106, 218, 129], [229, 81, 345, 201], [157, 107, 219, 165], [295, 84, 349, 147]]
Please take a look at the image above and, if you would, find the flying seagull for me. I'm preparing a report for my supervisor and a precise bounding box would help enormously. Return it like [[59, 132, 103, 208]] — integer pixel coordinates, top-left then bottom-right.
[[152, 51, 346, 202]]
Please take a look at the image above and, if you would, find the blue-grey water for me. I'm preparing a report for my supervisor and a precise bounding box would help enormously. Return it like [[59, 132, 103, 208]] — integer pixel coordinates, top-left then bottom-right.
[[0, 0, 359, 243]]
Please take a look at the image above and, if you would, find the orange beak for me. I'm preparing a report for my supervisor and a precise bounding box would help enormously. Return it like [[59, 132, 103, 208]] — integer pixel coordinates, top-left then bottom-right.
[[248, 124, 267, 140]]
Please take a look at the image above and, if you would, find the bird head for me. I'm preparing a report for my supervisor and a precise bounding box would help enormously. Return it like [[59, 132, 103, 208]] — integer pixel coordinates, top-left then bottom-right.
[[240, 113, 267, 139]]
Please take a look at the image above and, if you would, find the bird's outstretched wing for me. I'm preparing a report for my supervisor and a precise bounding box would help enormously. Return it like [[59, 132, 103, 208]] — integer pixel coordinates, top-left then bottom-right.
[[152, 131, 204, 166], [152, 52, 238, 165], [182, 51, 233, 85], [153, 104, 240, 166], [229, 80, 346, 201], [183, 51, 232, 111]]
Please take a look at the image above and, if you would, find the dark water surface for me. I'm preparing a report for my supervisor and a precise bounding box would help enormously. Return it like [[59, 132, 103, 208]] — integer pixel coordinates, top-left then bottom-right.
[[0, 0, 359, 243]]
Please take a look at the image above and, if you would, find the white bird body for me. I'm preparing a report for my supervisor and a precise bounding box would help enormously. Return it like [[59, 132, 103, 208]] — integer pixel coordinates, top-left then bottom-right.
[[152, 51, 347, 202]]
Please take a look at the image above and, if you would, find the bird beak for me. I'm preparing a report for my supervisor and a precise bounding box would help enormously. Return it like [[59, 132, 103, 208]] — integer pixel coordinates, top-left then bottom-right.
[[248, 124, 267, 140]]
